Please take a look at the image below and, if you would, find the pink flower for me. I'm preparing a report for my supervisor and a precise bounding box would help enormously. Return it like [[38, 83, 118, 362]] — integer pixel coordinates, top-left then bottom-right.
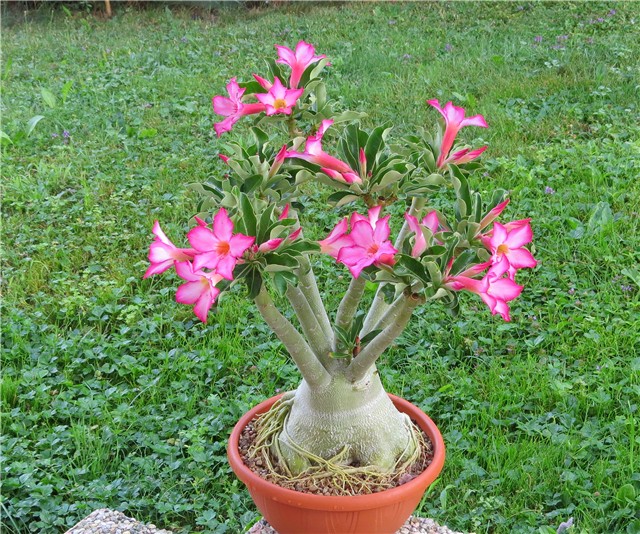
[[175, 261, 224, 323], [212, 77, 266, 137], [143, 221, 195, 279], [268, 145, 288, 178], [275, 41, 326, 89], [336, 207, 398, 278], [441, 146, 487, 166], [487, 221, 537, 278], [444, 265, 523, 321], [285, 119, 361, 184], [255, 77, 304, 116], [187, 208, 255, 280], [478, 198, 510, 232], [253, 74, 273, 90], [319, 217, 354, 258], [427, 99, 488, 168], [404, 211, 442, 257]]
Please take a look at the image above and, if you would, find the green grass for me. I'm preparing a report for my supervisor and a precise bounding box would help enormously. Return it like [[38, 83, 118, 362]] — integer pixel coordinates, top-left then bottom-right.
[[2, 2, 639, 533]]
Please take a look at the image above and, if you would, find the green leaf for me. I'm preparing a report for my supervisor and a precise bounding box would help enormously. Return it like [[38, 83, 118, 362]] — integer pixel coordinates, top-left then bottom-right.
[[450, 249, 479, 275], [327, 191, 359, 205], [264, 253, 300, 272], [397, 255, 430, 286], [370, 170, 404, 192], [138, 128, 157, 139], [238, 80, 265, 95], [333, 325, 351, 347], [364, 124, 390, 167], [257, 204, 276, 243], [239, 194, 257, 237], [40, 87, 57, 108], [621, 268, 640, 287], [246, 269, 263, 300], [0, 130, 13, 145], [360, 329, 382, 345], [332, 110, 367, 124], [61, 80, 74, 103], [425, 261, 443, 286], [241, 174, 263, 195], [26, 115, 45, 137], [587, 201, 613, 234], [616, 483, 636, 503], [273, 271, 297, 295]]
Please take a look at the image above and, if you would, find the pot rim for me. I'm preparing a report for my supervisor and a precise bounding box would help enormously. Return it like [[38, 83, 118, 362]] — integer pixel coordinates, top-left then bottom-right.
[[227, 392, 445, 512]]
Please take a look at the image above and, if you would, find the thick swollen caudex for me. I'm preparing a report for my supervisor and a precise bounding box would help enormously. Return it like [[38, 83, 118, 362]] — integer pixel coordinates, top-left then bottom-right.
[[276, 370, 418, 475]]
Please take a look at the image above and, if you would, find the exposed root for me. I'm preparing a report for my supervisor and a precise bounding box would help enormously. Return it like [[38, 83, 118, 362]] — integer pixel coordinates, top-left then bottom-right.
[[243, 393, 432, 496]]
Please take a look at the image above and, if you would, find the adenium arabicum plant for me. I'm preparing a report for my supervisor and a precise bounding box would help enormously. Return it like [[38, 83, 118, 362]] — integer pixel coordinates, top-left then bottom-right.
[[145, 41, 537, 478]]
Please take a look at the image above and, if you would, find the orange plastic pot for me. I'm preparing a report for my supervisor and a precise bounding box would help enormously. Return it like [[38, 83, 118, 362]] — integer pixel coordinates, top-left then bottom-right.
[[228, 393, 445, 534]]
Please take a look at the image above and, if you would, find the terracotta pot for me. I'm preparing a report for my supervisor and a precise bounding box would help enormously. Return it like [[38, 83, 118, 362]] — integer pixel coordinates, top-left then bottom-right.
[[228, 393, 445, 534]]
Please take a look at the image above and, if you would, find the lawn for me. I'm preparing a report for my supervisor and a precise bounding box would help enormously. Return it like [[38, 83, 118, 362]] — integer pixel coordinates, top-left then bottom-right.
[[1, 2, 639, 533]]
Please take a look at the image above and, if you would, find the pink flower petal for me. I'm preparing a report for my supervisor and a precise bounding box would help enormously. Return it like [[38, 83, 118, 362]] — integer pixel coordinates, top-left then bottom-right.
[[215, 254, 237, 280], [213, 208, 234, 241], [506, 248, 537, 269], [188, 226, 219, 252], [176, 279, 206, 304], [228, 234, 255, 257], [504, 222, 533, 249], [194, 289, 218, 323]]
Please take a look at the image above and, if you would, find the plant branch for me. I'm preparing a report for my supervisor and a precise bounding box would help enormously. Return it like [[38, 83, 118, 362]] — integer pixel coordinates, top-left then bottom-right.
[[254, 286, 331, 388], [286, 284, 333, 367], [297, 259, 335, 346], [335, 276, 367, 332], [347, 292, 422, 383], [361, 197, 426, 335], [369, 292, 407, 334]]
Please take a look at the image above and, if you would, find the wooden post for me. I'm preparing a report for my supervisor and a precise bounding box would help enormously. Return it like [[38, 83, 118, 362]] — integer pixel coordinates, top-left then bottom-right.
[[105, 0, 112, 17]]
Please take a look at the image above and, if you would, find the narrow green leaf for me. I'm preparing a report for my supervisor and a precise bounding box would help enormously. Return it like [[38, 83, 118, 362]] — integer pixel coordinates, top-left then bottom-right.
[[239, 194, 257, 237], [26, 115, 45, 137], [40, 87, 57, 108], [0, 130, 13, 144]]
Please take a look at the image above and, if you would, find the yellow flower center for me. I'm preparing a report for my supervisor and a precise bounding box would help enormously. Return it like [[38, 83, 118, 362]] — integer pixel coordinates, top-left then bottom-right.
[[273, 98, 288, 110], [497, 243, 509, 255]]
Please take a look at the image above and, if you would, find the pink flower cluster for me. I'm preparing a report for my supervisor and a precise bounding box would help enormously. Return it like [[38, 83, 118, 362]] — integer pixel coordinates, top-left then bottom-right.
[[212, 41, 324, 137], [442, 199, 537, 321], [320, 200, 536, 322], [144, 207, 300, 323], [144, 209, 254, 322], [319, 206, 397, 278]]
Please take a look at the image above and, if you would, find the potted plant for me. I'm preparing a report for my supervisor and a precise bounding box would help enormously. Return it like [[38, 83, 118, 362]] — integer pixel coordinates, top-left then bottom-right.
[[144, 41, 536, 534]]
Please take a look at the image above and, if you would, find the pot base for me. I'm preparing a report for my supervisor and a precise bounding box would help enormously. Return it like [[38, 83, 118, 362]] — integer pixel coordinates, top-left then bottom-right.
[[248, 516, 470, 534]]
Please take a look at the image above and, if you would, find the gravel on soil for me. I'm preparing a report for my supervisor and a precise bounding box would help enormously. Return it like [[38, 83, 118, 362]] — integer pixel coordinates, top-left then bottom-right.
[[64, 509, 173, 534], [65, 509, 473, 534]]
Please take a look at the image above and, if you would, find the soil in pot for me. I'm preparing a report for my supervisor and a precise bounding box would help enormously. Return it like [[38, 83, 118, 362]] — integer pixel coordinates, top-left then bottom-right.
[[238, 412, 435, 497]]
